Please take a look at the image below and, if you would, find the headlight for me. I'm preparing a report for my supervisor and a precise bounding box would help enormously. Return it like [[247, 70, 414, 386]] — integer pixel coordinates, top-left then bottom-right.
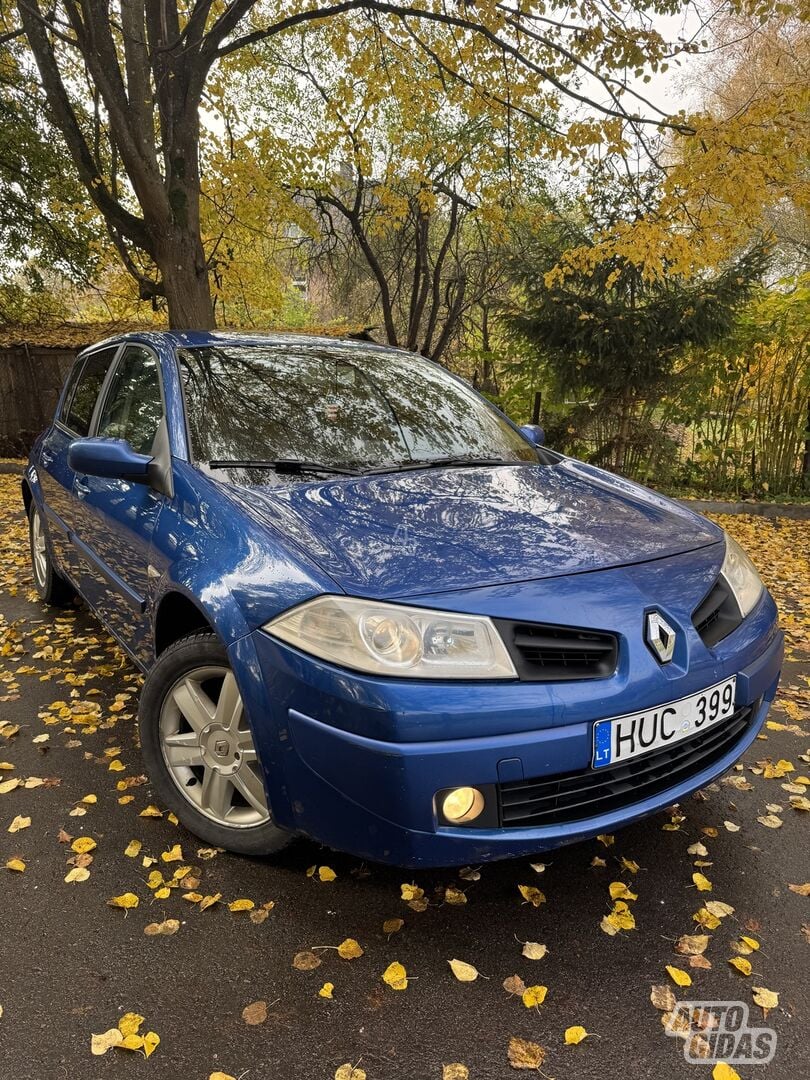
[[720, 533, 763, 618], [264, 596, 517, 679]]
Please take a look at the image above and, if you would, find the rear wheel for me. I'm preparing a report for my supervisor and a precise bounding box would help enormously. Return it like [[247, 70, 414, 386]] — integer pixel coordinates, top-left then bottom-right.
[[138, 631, 292, 856], [28, 504, 74, 606]]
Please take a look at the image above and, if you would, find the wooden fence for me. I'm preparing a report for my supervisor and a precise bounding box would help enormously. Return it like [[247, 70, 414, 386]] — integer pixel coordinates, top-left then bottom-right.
[[0, 345, 80, 455]]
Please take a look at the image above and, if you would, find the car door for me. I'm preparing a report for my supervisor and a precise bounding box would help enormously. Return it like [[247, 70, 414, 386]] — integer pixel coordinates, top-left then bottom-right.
[[69, 343, 167, 659], [36, 345, 120, 581]]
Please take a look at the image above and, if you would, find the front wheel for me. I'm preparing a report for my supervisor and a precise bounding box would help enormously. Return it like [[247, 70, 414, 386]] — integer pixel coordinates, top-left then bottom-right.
[[138, 631, 292, 856]]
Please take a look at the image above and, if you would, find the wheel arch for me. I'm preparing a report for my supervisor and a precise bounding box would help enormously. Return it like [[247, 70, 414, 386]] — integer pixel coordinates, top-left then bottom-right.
[[153, 590, 216, 657]]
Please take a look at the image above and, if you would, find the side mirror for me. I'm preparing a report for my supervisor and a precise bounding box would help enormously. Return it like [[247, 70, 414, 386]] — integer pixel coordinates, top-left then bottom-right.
[[519, 424, 545, 447], [68, 437, 152, 482]]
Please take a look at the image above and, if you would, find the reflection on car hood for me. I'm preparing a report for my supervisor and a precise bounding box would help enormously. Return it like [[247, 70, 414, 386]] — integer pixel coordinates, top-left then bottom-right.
[[224, 459, 721, 599]]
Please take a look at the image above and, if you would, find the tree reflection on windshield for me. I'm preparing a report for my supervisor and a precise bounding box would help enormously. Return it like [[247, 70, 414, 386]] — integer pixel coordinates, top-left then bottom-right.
[[177, 344, 537, 484]]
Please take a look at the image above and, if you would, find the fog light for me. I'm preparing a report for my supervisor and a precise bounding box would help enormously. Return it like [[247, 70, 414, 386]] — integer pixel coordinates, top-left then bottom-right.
[[441, 786, 485, 824]]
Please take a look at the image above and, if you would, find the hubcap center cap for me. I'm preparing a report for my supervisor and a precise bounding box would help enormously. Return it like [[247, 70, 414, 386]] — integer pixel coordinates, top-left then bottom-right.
[[200, 724, 240, 773]]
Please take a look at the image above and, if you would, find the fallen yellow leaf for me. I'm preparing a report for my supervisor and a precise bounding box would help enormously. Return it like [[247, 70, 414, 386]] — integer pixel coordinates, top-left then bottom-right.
[[144, 919, 180, 936], [8, 815, 30, 833], [517, 884, 545, 907], [318, 865, 336, 882], [752, 986, 779, 1012], [666, 965, 692, 987], [5, 857, 25, 872], [71, 836, 96, 854], [318, 982, 334, 999], [521, 941, 548, 960], [107, 892, 139, 910], [337, 938, 364, 959], [729, 957, 752, 976], [675, 934, 710, 956], [564, 1026, 589, 1045], [522, 985, 548, 1008], [712, 1065, 742, 1080], [90, 1028, 123, 1055], [335, 1066, 366, 1080], [400, 883, 423, 901], [382, 961, 408, 990], [228, 899, 255, 912], [692, 872, 713, 892], [64, 866, 90, 883], [609, 881, 637, 901], [118, 1012, 144, 1037], [448, 958, 479, 982], [704, 901, 734, 918]]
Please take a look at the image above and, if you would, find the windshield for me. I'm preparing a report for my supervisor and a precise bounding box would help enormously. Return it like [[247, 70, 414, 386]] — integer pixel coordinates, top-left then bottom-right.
[[177, 344, 540, 483]]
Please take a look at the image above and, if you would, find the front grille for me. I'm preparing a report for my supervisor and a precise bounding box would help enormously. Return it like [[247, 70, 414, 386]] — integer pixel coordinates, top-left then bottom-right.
[[498, 702, 757, 827], [494, 620, 618, 681], [692, 577, 743, 647]]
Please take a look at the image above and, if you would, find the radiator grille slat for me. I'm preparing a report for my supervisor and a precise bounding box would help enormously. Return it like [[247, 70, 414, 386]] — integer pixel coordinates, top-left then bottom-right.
[[494, 620, 619, 681], [692, 578, 743, 647]]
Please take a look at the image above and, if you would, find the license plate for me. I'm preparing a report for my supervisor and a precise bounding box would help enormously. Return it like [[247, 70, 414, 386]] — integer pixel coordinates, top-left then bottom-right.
[[592, 676, 737, 769]]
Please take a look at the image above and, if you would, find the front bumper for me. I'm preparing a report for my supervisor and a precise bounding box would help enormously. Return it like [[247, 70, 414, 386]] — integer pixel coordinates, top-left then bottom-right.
[[230, 555, 783, 867]]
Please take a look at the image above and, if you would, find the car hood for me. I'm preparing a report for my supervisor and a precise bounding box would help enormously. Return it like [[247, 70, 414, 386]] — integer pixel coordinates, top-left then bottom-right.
[[224, 459, 721, 600]]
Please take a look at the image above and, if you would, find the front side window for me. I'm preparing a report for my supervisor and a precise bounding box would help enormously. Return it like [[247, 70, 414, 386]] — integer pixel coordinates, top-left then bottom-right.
[[97, 345, 164, 454], [64, 347, 117, 436], [178, 345, 538, 483]]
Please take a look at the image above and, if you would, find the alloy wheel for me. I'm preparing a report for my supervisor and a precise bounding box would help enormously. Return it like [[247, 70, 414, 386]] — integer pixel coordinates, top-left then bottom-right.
[[31, 509, 48, 588], [158, 665, 270, 828]]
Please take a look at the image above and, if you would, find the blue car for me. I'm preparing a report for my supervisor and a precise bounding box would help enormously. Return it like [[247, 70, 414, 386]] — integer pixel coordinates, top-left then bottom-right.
[[24, 332, 783, 867]]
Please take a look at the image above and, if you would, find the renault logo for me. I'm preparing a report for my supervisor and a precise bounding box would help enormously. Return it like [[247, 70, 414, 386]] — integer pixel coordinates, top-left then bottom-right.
[[646, 611, 676, 663]]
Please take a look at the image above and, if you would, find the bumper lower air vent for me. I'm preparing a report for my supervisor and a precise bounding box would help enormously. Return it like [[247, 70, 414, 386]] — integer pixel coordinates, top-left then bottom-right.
[[692, 577, 743, 647], [499, 702, 757, 827], [493, 620, 618, 681]]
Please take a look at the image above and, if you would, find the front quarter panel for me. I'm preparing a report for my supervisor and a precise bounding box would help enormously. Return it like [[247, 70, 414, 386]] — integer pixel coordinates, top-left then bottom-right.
[[148, 461, 340, 648]]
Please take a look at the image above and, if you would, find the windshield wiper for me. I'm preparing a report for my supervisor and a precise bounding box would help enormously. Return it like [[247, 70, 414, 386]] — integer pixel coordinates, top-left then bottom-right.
[[208, 459, 363, 476], [366, 455, 529, 475]]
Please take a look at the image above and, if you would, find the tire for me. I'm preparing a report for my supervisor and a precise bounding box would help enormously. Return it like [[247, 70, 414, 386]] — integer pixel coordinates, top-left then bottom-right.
[[28, 504, 75, 607], [138, 630, 292, 856]]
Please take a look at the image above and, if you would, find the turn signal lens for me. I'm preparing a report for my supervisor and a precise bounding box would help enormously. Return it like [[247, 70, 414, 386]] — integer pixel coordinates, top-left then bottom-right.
[[441, 786, 485, 824]]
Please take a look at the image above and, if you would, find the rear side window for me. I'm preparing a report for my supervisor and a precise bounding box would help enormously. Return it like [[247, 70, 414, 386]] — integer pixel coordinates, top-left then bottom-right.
[[64, 347, 117, 436], [57, 359, 86, 426]]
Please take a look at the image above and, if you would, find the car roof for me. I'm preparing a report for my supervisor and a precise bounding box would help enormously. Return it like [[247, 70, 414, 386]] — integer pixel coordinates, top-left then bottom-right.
[[82, 329, 403, 355]]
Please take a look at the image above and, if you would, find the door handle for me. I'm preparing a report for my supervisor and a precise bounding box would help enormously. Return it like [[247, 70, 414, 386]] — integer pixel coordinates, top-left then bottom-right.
[[75, 476, 91, 499], [41, 450, 55, 466]]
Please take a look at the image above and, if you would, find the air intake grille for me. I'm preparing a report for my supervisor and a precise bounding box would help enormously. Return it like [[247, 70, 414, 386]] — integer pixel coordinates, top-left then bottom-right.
[[494, 620, 618, 681], [498, 702, 756, 827], [692, 577, 743, 647]]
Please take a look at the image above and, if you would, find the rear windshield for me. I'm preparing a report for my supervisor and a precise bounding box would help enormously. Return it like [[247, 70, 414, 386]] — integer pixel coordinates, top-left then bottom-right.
[[177, 345, 538, 481]]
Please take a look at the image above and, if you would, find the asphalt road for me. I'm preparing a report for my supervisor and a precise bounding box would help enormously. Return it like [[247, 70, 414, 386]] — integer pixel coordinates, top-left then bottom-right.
[[0, 484, 808, 1080]]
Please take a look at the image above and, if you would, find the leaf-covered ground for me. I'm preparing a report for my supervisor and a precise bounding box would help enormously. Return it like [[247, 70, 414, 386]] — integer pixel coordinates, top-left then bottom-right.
[[0, 475, 807, 1080]]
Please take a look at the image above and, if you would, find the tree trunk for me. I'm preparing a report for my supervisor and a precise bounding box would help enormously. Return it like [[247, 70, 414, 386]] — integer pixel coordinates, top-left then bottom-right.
[[614, 387, 634, 473], [154, 227, 214, 328]]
